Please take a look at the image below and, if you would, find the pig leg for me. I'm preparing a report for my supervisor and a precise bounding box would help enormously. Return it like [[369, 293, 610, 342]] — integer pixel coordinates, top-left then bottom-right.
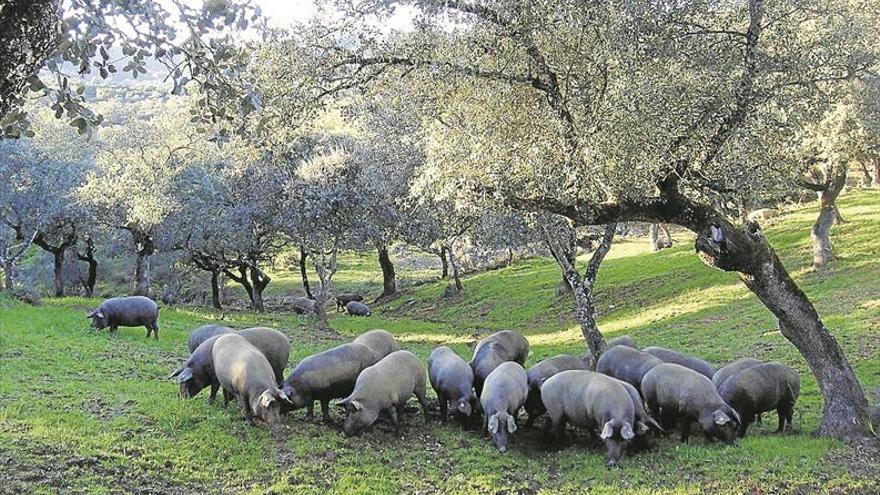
[[415, 389, 431, 424], [320, 399, 331, 423], [152, 321, 159, 340], [209, 383, 219, 404], [110, 325, 118, 334], [553, 416, 568, 445], [144, 325, 152, 339], [679, 417, 691, 443], [388, 406, 401, 434], [222, 389, 232, 408], [438, 394, 448, 423], [777, 404, 793, 433]]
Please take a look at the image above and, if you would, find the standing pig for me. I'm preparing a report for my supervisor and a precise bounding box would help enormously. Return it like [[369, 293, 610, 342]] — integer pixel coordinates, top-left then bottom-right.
[[524, 354, 589, 427], [641, 363, 740, 443], [171, 334, 224, 401], [338, 350, 430, 436], [212, 334, 289, 425], [353, 329, 400, 361], [642, 346, 716, 379], [281, 342, 379, 422], [187, 324, 234, 353], [470, 330, 529, 397], [428, 346, 477, 422], [87, 296, 160, 339], [480, 361, 528, 452], [541, 370, 638, 467], [596, 345, 663, 390], [718, 361, 800, 437], [712, 357, 763, 389], [605, 335, 638, 350], [238, 327, 291, 385], [345, 301, 372, 316]]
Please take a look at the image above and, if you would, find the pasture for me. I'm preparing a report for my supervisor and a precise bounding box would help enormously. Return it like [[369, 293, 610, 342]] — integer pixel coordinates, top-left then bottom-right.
[[1, 192, 878, 494]]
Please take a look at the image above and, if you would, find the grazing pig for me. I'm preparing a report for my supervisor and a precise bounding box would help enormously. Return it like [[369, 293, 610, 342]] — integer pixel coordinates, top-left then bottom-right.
[[642, 346, 716, 379], [353, 329, 400, 361], [541, 370, 639, 467], [596, 345, 663, 390], [524, 354, 589, 427], [470, 330, 529, 396], [480, 362, 528, 452], [712, 357, 763, 389], [87, 296, 160, 339], [339, 350, 430, 436], [212, 334, 289, 425], [718, 361, 800, 437], [238, 327, 291, 385], [605, 335, 638, 350], [291, 297, 316, 315], [187, 324, 234, 353], [614, 378, 662, 435], [171, 335, 224, 401], [345, 301, 372, 316], [641, 363, 740, 444], [428, 346, 476, 422], [281, 342, 379, 422], [336, 293, 364, 312]]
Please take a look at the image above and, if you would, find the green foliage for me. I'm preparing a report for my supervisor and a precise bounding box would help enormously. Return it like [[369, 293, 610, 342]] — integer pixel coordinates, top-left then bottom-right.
[[2, 191, 878, 493]]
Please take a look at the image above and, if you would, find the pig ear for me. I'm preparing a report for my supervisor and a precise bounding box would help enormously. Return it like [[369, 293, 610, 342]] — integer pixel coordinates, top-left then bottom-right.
[[87, 310, 99, 318], [635, 421, 649, 436], [350, 400, 363, 411], [647, 417, 664, 433], [259, 390, 276, 409], [175, 368, 193, 383], [487, 414, 499, 434], [600, 421, 615, 440], [169, 367, 182, 379], [335, 398, 349, 409], [277, 389, 291, 403], [621, 422, 635, 440], [714, 410, 731, 426], [506, 415, 517, 434]]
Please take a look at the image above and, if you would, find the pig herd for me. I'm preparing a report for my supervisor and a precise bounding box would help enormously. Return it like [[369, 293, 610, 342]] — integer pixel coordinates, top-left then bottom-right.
[[170, 325, 800, 467]]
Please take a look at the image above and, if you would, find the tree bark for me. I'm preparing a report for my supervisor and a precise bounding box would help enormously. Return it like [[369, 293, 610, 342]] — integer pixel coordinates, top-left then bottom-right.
[[248, 264, 270, 312], [134, 250, 152, 296], [224, 264, 255, 310], [447, 244, 463, 293], [3, 258, 15, 290], [210, 270, 222, 310], [76, 238, 97, 297], [439, 245, 449, 278], [858, 163, 873, 188], [810, 168, 846, 269], [376, 242, 397, 298], [299, 245, 313, 299], [52, 250, 64, 297], [33, 230, 76, 297], [650, 223, 673, 252], [874, 159, 880, 189]]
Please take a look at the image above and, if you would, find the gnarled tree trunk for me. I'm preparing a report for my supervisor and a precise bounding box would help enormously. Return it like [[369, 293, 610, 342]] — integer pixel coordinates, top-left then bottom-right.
[[299, 246, 313, 299], [128, 230, 154, 297], [34, 230, 76, 297], [439, 245, 449, 279], [76, 238, 98, 297], [248, 264, 270, 312], [809, 168, 847, 268], [3, 258, 14, 290], [376, 242, 397, 298], [210, 270, 222, 310], [649, 223, 673, 252], [447, 243, 463, 293]]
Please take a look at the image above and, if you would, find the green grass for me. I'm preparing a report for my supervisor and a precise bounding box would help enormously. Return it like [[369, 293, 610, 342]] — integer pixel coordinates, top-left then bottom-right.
[[2, 191, 879, 494]]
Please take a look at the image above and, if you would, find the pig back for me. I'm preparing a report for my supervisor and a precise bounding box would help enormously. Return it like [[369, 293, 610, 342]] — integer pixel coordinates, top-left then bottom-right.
[[101, 296, 158, 326]]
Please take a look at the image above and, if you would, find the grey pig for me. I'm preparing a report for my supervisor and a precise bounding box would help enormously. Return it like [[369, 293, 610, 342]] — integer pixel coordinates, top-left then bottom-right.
[[596, 345, 663, 390], [87, 296, 159, 339], [541, 370, 638, 467], [480, 361, 528, 452], [718, 361, 800, 437], [428, 346, 477, 422], [238, 327, 291, 385], [712, 357, 763, 389], [339, 350, 430, 436], [173, 327, 289, 399], [187, 324, 234, 353], [605, 335, 638, 350], [353, 329, 400, 361], [345, 301, 372, 316], [212, 334, 289, 425], [642, 346, 716, 379], [281, 342, 379, 422], [524, 354, 588, 427], [291, 297, 316, 315], [470, 330, 529, 397], [641, 363, 740, 443]]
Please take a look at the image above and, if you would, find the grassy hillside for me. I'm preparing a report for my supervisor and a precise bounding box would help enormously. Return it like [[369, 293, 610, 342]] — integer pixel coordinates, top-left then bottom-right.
[[1, 191, 878, 494]]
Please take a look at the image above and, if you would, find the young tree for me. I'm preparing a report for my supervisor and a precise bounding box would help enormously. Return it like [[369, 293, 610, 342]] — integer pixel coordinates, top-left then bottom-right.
[[315, 0, 879, 438]]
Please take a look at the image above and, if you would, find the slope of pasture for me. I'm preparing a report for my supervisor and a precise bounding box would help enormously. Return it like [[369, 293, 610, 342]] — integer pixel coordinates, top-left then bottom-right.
[[1, 191, 878, 494]]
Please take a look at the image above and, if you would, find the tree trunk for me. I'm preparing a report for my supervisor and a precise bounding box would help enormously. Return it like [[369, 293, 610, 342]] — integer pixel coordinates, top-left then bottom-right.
[[507, 248, 514, 267], [299, 246, 313, 299], [447, 244, 463, 293], [225, 264, 255, 309], [3, 258, 15, 290], [76, 239, 97, 297], [810, 169, 846, 269], [248, 265, 270, 312], [439, 246, 449, 279], [650, 223, 673, 252], [210, 270, 222, 310], [873, 159, 880, 189], [134, 250, 152, 296], [693, 217, 873, 440], [858, 163, 873, 188], [52, 249, 64, 297], [376, 242, 397, 298]]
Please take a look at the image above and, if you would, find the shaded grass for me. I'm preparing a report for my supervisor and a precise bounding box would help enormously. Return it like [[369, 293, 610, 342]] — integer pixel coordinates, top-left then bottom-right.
[[1, 191, 879, 494]]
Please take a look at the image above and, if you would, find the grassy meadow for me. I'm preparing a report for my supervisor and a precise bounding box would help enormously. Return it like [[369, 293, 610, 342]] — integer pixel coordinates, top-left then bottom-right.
[[1, 191, 879, 494]]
